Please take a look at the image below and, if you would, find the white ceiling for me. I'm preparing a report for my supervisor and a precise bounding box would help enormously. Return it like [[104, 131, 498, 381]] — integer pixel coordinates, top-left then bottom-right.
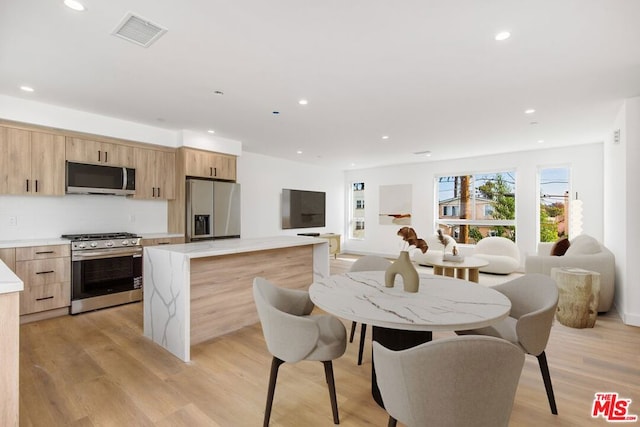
[[1, 0, 639, 169]]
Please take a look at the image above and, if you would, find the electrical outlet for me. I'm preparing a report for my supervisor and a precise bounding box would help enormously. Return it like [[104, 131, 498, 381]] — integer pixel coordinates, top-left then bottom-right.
[[8, 216, 17, 226]]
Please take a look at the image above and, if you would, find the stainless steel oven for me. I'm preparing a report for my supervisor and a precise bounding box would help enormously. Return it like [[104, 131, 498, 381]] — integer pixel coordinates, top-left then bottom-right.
[[63, 232, 142, 314]]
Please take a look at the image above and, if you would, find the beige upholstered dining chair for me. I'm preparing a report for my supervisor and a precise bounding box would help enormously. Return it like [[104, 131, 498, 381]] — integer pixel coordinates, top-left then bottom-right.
[[373, 336, 525, 427], [253, 277, 347, 426], [457, 273, 559, 414], [348, 255, 392, 365]]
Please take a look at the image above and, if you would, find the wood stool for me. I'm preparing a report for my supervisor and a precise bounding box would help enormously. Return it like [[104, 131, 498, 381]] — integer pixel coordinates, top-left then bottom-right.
[[551, 268, 600, 328]]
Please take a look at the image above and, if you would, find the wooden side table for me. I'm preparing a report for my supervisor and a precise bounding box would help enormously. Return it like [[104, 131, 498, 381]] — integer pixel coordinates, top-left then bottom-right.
[[551, 267, 600, 328], [430, 256, 489, 283], [319, 234, 341, 258]]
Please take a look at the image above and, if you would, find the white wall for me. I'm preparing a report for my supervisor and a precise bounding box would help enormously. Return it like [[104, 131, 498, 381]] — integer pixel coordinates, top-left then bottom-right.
[[0, 195, 167, 240], [605, 97, 640, 326], [237, 152, 344, 239], [343, 143, 604, 264], [0, 95, 177, 147]]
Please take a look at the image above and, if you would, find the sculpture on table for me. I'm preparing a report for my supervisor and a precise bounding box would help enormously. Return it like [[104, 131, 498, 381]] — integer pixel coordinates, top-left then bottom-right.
[[385, 227, 428, 292], [438, 229, 463, 262]]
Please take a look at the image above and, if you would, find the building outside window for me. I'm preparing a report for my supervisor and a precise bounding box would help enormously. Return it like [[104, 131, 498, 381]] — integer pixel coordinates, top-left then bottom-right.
[[350, 182, 365, 239], [437, 172, 516, 243], [539, 167, 570, 242]]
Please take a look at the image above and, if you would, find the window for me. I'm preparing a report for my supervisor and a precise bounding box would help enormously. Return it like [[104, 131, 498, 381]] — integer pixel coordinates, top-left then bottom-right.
[[437, 172, 516, 244], [350, 182, 365, 239], [539, 167, 570, 242]]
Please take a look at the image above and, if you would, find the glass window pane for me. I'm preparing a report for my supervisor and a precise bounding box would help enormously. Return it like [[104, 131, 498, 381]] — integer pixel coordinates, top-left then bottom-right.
[[350, 182, 365, 239], [539, 167, 570, 242]]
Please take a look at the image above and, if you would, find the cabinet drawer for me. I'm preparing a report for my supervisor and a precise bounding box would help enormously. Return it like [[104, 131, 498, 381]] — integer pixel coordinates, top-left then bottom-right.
[[16, 244, 70, 261], [15, 258, 70, 286], [20, 282, 70, 315]]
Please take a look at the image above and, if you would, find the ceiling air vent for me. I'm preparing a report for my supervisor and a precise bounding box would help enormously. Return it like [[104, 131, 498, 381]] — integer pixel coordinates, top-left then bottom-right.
[[111, 12, 167, 48]]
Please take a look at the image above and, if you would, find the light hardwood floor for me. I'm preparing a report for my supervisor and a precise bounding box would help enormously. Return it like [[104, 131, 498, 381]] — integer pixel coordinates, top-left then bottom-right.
[[19, 255, 640, 426]]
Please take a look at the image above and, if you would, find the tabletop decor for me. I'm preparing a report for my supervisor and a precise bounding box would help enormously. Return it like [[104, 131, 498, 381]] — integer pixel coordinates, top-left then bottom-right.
[[385, 227, 428, 292], [437, 229, 460, 260]]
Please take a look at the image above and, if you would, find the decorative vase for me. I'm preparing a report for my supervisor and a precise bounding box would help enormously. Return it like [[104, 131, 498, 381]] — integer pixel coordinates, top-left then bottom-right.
[[385, 251, 420, 292]]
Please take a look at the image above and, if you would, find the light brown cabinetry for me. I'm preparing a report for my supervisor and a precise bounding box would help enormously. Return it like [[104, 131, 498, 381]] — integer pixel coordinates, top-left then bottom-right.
[[141, 236, 185, 246], [66, 137, 134, 167], [183, 147, 236, 181], [319, 234, 341, 258], [133, 148, 176, 200], [15, 245, 70, 316], [0, 126, 65, 196], [0, 248, 16, 271]]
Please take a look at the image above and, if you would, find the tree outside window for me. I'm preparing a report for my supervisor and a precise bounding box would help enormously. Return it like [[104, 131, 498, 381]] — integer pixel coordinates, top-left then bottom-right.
[[539, 167, 570, 242], [437, 172, 516, 243]]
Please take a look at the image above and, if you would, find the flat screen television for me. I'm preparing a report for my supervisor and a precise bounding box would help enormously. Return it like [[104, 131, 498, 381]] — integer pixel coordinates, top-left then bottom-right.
[[281, 188, 326, 229]]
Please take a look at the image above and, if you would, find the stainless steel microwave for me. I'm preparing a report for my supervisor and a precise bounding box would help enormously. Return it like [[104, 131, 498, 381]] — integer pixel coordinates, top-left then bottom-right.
[[66, 161, 136, 195]]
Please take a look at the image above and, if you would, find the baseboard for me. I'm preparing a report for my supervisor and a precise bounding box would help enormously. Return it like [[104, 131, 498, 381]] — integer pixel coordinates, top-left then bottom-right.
[[621, 311, 640, 327]]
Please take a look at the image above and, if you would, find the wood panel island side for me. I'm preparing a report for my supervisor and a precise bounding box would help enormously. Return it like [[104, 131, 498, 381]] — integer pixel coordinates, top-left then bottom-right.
[[143, 236, 330, 362]]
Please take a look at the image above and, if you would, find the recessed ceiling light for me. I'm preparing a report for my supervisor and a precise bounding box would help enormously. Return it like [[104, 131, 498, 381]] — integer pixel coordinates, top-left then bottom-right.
[[495, 31, 511, 41], [525, 109, 536, 114], [64, 0, 85, 11], [207, 130, 215, 134], [537, 139, 545, 144], [350, 163, 356, 167], [381, 135, 390, 140], [20, 86, 34, 92], [298, 99, 308, 105], [296, 150, 303, 154]]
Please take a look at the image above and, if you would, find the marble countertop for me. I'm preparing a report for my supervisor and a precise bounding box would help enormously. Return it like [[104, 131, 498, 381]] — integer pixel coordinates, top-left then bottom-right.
[[0, 260, 23, 294], [309, 271, 511, 331], [139, 233, 184, 239], [0, 238, 70, 249], [144, 235, 327, 259]]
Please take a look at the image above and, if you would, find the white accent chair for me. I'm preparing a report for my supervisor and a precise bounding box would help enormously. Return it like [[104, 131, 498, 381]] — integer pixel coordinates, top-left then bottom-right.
[[253, 277, 347, 426], [373, 336, 525, 427], [457, 274, 559, 415], [473, 236, 520, 274], [347, 255, 392, 365], [525, 234, 615, 312]]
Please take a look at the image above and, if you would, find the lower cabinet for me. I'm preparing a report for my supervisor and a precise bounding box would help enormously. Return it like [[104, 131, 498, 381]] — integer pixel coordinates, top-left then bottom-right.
[[141, 236, 185, 246], [14, 244, 70, 317]]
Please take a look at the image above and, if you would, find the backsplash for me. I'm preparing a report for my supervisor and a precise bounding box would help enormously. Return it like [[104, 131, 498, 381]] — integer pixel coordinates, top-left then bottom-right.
[[0, 194, 167, 240]]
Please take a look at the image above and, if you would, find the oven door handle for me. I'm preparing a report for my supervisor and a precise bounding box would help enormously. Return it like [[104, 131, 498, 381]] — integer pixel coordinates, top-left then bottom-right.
[[72, 248, 142, 261]]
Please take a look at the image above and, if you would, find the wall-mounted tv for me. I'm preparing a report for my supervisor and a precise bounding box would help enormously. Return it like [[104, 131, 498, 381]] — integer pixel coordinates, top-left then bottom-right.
[[282, 188, 326, 229]]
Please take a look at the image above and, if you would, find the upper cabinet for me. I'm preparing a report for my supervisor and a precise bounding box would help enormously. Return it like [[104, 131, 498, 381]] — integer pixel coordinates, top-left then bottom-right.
[[0, 126, 65, 196], [66, 137, 134, 167], [133, 147, 176, 200], [182, 148, 236, 181]]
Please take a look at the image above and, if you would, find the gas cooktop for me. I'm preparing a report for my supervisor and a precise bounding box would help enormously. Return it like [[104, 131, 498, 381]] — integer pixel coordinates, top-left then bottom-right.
[[62, 232, 140, 241]]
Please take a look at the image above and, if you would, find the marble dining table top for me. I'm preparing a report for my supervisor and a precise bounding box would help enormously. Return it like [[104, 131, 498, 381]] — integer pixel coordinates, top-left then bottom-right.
[[309, 271, 511, 331]]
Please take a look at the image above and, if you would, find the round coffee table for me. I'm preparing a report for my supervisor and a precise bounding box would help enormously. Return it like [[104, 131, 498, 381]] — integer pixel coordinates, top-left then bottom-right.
[[430, 256, 489, 283]]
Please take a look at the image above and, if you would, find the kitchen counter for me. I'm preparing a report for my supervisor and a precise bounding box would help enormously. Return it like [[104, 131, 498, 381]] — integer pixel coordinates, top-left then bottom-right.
[[0, 260, 23, 294], [0, 238, 70, 249], [143, 236, 330, 361]]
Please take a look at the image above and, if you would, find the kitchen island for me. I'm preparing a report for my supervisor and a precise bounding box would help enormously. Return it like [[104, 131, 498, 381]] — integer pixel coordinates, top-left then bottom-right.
[[1, 260, 23, 426], [143, 236, 330, 362]]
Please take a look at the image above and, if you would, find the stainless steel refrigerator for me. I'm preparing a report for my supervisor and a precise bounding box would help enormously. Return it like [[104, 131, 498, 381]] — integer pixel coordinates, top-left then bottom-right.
[[186, 179, 241, 241]]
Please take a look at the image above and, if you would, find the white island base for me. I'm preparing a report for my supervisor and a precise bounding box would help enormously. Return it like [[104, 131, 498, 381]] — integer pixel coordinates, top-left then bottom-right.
[[143, 236, 330, 362]]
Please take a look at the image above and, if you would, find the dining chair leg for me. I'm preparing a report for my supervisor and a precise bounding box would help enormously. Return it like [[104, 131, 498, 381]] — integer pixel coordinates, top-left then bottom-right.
[[264, 357, 285, 427], [349, 321, 357, 343], [357, 323, 367, 365], [323, 361, 340, 424], [536, 351, 558, 415], [388, 415, 398, 427]]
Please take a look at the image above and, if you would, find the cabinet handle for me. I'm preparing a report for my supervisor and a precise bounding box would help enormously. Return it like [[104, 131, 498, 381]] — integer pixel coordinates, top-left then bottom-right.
[[105, 151, 108, 162], [214, 167, 217, 177], [98, 150, 101, 162], [158, 242, 170, 245], [36, 296, 54, 301], [26, 179, 29, 192], [210, 167, 213, 176], [35, 270, 55, 275], [35, 179, 39, 192], [157, 187, 161, 198], [152, 187, 156, 197], [35, 251, 54, 254]]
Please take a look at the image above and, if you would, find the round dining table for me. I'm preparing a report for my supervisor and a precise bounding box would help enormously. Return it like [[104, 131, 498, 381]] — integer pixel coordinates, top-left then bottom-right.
[[309, 271, 512, 406]]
